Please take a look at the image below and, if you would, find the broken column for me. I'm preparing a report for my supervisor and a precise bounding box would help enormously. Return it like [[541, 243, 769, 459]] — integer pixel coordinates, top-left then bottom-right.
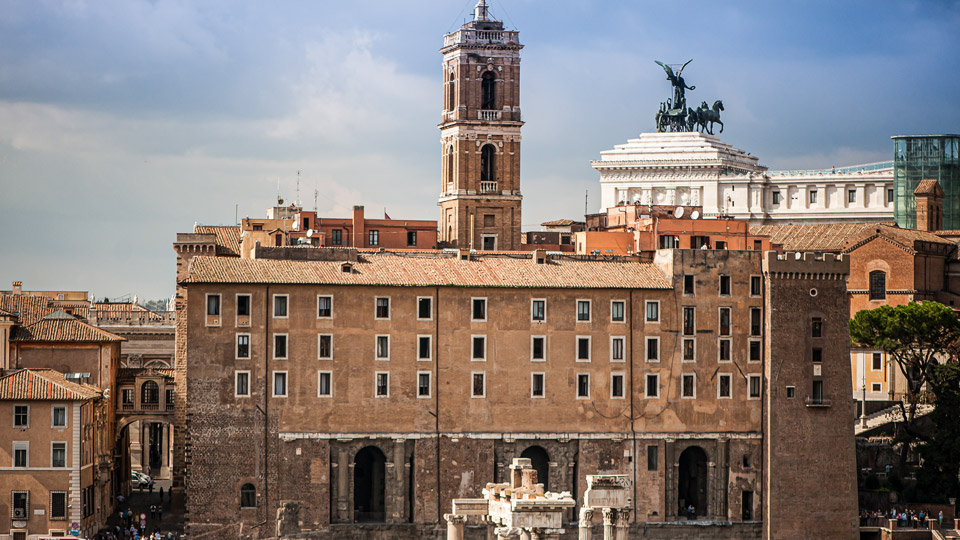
[[580, 474, 632, 540]]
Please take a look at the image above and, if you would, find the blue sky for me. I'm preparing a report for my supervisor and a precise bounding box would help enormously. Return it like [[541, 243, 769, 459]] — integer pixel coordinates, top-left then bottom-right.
[[1, 0, 958, 300]]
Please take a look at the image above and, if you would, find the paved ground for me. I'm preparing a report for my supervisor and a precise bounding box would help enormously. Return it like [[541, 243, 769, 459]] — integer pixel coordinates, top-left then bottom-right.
[[102, 478, 184, 539]]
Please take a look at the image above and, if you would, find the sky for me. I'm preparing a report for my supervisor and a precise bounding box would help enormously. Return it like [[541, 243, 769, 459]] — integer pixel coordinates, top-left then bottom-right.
[[1, 0, 959, 301]]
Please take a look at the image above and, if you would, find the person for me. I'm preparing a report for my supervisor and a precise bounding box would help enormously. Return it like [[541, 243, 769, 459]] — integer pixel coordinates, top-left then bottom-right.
[[687, 504, 696, 519], [159, 486, 164, 501], [157, 505, 163, 521], [150, 505, 156, 519], [939, 510, 944, 526]]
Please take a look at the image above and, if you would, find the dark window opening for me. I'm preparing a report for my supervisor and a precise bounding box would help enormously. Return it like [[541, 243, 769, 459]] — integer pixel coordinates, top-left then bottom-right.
[[237, 295, 250, 317], [647, 445, 658, 471], [520, 446, 550, 491], [354, 447, 386, 522], [407, 231, 417, 246], [481, 144, 496, 183], [678, 446, 708, 519], [869, 271, 886, 300], [418, 297, 432, 319], [684, 275, 695, 295], [481, 71, 496, 110]]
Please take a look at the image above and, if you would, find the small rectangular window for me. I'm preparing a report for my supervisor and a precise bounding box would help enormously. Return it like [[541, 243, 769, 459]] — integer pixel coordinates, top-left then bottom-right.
[[659, 234, 679, 248], [52, 406, 66, 428], [50, 491, 67, 520], [331, 229, 342, 245], [14, 442, 28, 467], [318, 335, 333, 360], [576, 373, 590, 399], [577, 336, 591, 362], [645, 373, 659, 398], [417, 372, 431, 398], [417, 297, 432, 320], [472, 298, 487, 321], [610, 336, 625, 362], [719, 307, 731, 336], [682, 374, 696, 398], [12, 491, 28, 519], [872, 352, 882, 371], [206, 294, 221, 316], [612, 300, 626, 322], [887, 188, 894, 203], [375, 297, 390, 319], [719, 275, 731, 296], [472, 372, 486, 398], [273, 334, 288, 359], [646, 337, 659, 362], [273, 295, 288, 318], [237, 334, 251, 359], [750, 275, 762, 296], [749, 375, 761, 399], [872, 383, 882, 392], [683, 307, 695, 335], [531, 299, 546, 322], [786, 386, 796, 398], [235, 371, 250, 397], [51, 442, 66, 467], [376, 335, 390, 360], [375, 372, 390, 397], [531, 336, 546, 361], [647, 446, 658, 471], [750, 308, 762, 336], [237, 294, 251, 317], [811, 317, 823, 338], [368, 229, 379, 246], [317, 296, 332, 318], [272, 371, 287, 397], [719, 339, 731, 362], [577, 300, 591, 322], [772, 191, 781, 204], [418, 336, 432, 360], [749, 340, 761, 363], [14, 405, 29, 428], [645, 301, 659, 322], [683, 275, 695, 295], [812, 347, 823, 363], [611, 373, 625, 399], [472, 335, 486, 361], [682, 338, 695, 362], [809, 190, 818, 204], [407, 231, 417, 246], [718, 374, 732, 398], [531, 373, 545, 398], [812, 380, 824, 403], [848, 189, 856, 203]]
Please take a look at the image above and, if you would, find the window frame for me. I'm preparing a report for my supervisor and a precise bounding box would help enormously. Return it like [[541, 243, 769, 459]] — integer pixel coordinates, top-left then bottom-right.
[[471, 335, 487, 361], [236, 333, 251, 360], [317, 370, 333, 398], [683, 275, 695, 296], [718, 338, 732, 363], [681, 373, 696, 399], [530, 336, 546, 362], [13, 441, 29, 467], [750, 275, 762, 297], [682, 306, 695, 336], [12, 490, 29, 520], [13, 404, 29, 428], [576, 373, 590, 399], [417, 296, 433, 321], [531, 299, 546, 322], [368, 229, 379, 246], [317, 295, 333, 319], [718, 373, 733, 399], [273, 333, 288, 360], [375, 296, 391, 320], [719, 275, 731, 296], [772, 191, 781, 205], [51, 441, 67, 468], [750, 307, 762, 336], [417, 335, 432, 361], [748, 375, 762, 400], [236, 293, 251, 326], [809, 189, 818, 204], [644, 301, 659, 323], [748, 339, 762, 363], [51, 406, 66, 428], [645, 336, 659, 363], [416, 371, 431, 399], [645, 373, 660, 399], [375, 335, 391, 361], [811, 317, 823, 338], [471, 297, 487, 322], [235, 370, 251, 398], [530, 372, 545, 398], [869, 270, 886, 300], [576, 299, 591, 322], [50, 491, 67, 520], [610, 336, 625, 363], [318, 334, 334, 360], [407, 230, 418, 247], [611, 300, 626, 323], [576, 336, 592, 363], [610, 372, 625, 400], [847, 189, 857, 203], [272, 294, 288, 319], [719, 306, 732, 336], [205, 293, 221, 319], [871, 352, 883, 372], [375, 372, 390, 398], [272, 371, 288, 398], [240, 484, 257, 508], [471, 371, 486, 398]]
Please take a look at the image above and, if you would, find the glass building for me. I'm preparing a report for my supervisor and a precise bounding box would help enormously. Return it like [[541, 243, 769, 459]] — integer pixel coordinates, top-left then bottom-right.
[[893, 135, 960, 229]]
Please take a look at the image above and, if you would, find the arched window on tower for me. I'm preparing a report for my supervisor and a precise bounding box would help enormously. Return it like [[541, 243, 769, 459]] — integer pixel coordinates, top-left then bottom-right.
[[480, 144, 496, 184], [240, 483, 256, 508], [481, 71, 496, 110], [448, 71, 456, 112], [447, 145, 454, 187]]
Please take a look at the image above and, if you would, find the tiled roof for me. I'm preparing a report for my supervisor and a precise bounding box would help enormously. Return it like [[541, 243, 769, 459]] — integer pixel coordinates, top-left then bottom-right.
[[0, 307, 16, 318], [12, 314, 125, 342], [195, 225, 241, 256], [94, 302, 148, 313], [185, 253, 672, 289], [749, 222, 884, 252], [0, 369, 102, 401], [0, 294, 55, 326], [540, 219, 583, 227], [843, 224, 957, 254], [914, 179, 944, 197]]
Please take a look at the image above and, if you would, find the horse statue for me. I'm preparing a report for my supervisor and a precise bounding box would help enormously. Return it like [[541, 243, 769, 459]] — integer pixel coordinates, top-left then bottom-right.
[[697, 100, 724, 134], [686, 107, 700, 132]]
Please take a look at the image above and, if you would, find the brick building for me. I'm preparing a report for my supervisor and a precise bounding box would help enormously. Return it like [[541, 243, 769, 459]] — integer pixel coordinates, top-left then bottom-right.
[[173, 235, 858, 539]]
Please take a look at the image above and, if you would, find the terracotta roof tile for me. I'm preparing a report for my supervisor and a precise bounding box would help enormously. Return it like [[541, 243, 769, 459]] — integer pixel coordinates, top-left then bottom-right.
[[194, 225, 241, 256], [0, 369, 102, 401], [12, 316, 125, 342], [842, 224, 957, 253], [185, 253, 672, 289], [749, 222, 886, 252], [914, 179, 944, 197], [540, 219, 583, 227], [0, 294, 55, 326]]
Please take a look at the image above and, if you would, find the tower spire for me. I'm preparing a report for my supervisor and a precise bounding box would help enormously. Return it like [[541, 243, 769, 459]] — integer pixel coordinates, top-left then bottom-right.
[[473, 0, 490, 22]]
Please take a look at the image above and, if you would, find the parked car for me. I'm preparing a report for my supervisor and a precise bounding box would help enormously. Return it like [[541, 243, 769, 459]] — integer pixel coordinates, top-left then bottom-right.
[[130, 471, 153, 489]]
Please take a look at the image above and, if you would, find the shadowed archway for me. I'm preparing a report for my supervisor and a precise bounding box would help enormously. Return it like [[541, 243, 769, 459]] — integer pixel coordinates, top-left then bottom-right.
[[354, 446, 386, 522]]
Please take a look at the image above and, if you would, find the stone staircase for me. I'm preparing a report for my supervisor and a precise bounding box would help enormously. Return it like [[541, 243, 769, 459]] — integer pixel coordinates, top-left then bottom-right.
[[855, 403, 935, 435]]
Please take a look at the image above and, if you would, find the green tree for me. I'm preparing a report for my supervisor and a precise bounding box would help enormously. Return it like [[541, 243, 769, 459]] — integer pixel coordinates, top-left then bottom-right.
[[915, 361, 960, 503]]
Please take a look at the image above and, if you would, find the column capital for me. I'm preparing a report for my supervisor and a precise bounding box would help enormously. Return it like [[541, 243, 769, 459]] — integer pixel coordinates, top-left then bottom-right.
[[444, 514, 467, 525], [579, 507, 594, 526], [602, 507, 615, 525]]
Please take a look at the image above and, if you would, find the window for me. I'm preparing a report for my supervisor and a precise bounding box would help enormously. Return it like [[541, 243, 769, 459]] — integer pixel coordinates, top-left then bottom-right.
[[235, 371, 250, 397], [418, 336, 432, 361], [577, 336, 591, 362], [645, 301, 659, 322], [14, 442, 28, 467], [715, 240, 727, 250], [683, 338, 695, 362], [472, 298, 487, 321], [869, 271, 886, 300], [576, 300, 591, 322], [719, 339, 731, 362], [375, 372, 390, 397], [317, 296, 332, 318], [480, 145, 496, 183], [531, 336, 546, 361], [812, 348, 823, 363], [240, 484, 256, 508], [50, 442, 66, 467], [749, 375, 761, 399], [786, 386, 796, 398], [811, 317, 822, 337], [331, 229, 342, 246], [12, 491, 28, 519], [772, 191, 781, 204], [645, 373, 659, 398], [376, 335, 390, 360], [481, 70, 496, 110], [13, 404, 28, 428], [872, 383, 882, 392], [691, 235, 710, 249], [407, 231, 417, 246], [531, 299, 546, 322], [610, 336, 625, 362], [237, 334, 250, 359], [719, 275, 731, 296], [237, 294, 251, 318], [472, 372, 486, 398], [482, 235, 497, 250], [275, 233, 283, 246], [274, 334, 288, 359], [612, 300, 626, 322], [206, 294, 221, 316], [847, 189, 856, 203], [646, 337, 659, 362], [318, 335, 333, 360], [809, 190, 817, 204], [750, 275, 762, 296], [531, 373, 545, 398], [576, 373, 590, 399], [683, 275, 695, 295], [273, 295, 288, 318], [682, 374, 696, 398], [719, 307, 731, 335], [683, 307, 695, 335], [272, 372, 287, 397], [749, 340, 761, 363], [750, 307, 762, 336], [887, 188, 894, 203], [253, 223, 263, 231], [50, 491, 67, 520], [318, 371, 332, 397], [611, 373, 625, 399], [472, 335, 486, 361], [647, 446, 658, 471], [52, 406, 66, 428], [872, 353, 882, 371], [812, 380, 824, 403], [375, 297, 390, 319], [368, 230, 379, 246], [417, 297, 432, 320], [659, 235, 678, 248], [413, 371, 430, 398], [718, 374, 732, 398]]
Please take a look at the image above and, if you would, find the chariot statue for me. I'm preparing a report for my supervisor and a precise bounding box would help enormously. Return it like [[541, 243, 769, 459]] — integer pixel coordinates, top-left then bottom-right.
[[653, 59, 723, 134]]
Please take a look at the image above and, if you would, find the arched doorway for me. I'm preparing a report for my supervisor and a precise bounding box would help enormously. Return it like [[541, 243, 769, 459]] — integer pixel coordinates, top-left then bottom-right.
[[678, 446, 708, 519], [354, 446, 386, 522], [521, 445, 550, 492]]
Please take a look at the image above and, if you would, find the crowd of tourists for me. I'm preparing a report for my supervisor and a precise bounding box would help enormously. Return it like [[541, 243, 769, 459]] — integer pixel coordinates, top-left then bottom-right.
[[860, 507, 945, 528]]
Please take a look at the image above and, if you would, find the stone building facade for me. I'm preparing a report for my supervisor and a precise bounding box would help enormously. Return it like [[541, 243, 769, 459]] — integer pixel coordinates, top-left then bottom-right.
[[174, 241, 857, 540]]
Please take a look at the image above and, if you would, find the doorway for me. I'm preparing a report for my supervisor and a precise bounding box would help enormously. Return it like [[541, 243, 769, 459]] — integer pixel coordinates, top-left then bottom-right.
[[520, 446, 550, 492], [354, 446, 386, 522], [678, 446, 708, 519]]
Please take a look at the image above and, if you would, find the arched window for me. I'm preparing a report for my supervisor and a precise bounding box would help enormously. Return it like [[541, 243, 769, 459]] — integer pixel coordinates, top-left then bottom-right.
[[141, 381, 159, 404], [481, 71, 496, 110], [520, 446, 550, 492], [448, 71, 456, 111], [869, 270, 886, 300], [240, 483, 256, 508], [446, 145, 454, 185], [678, 446, 708, 518], [480, 144, 495, 183]]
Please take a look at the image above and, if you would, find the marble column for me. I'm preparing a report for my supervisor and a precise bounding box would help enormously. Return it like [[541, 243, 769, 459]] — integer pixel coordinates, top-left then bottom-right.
[[602, 508, 614, 540], [444, 514, 466, 540], [578, 507, 594, 540], [614, 509, 630, 540]]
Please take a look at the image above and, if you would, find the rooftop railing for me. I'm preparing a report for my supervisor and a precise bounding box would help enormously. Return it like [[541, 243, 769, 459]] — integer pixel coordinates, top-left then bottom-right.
[[92, 310, 175, 326], [444, 29, 520, 47]]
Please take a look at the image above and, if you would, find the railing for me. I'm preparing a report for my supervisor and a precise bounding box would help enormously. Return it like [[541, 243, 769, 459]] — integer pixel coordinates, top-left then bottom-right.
[[805, 396, 832, 407], [480, 181, 498, 193], [141, 402, 160, 411], [121, 402, 134, 411], [443, 29, 519, 47], [166, 401, 174, 411], [91, 310, 175, 326], [478, 110, 502, 121]]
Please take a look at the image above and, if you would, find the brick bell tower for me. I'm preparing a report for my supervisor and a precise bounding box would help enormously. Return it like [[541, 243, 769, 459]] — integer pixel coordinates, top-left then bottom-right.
[[438, 0, 523, 251]]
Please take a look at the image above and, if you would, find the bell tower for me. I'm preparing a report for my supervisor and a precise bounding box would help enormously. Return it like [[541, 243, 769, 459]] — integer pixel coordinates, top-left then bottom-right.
[[438, 0, 523, 251]]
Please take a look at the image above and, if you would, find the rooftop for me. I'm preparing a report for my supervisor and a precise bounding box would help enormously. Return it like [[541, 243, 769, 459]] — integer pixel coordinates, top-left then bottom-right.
[[748, 222, 882, 252], [194, 224, 241, 256], [0, 368, 102, 401], [12, 311, 125, 343]]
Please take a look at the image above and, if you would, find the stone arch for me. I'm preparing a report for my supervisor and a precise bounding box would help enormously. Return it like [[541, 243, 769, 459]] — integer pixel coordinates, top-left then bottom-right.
[[141, 381, 159, 404], [239, 482, 257, 508], [678, 446, 708, 519], [481, 70, 496, 110], [520, 445, 550, 492], [353, 446, 386, 522], [480, 143, 496, 183]]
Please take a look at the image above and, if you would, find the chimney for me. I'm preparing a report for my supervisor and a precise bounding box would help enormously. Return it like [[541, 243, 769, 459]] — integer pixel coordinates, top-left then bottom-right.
[[352, 206, 366, 248], [12, 281, 22, 294]]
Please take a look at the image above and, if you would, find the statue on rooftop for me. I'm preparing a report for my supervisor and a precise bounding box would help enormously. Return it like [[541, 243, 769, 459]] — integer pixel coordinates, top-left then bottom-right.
[[653, 59, 722, 134]]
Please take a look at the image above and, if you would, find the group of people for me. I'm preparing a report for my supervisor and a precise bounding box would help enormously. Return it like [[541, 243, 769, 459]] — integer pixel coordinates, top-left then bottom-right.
[[860, 507, 945, 528]]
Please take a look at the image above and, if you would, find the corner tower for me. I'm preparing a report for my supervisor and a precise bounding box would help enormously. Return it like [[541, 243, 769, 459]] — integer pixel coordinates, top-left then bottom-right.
[[438, 0, 523, 251]]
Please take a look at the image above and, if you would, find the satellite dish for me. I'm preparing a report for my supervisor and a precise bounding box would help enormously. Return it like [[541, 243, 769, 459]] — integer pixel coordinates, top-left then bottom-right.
[[690, 210, 700, 220], [673, 207, 684, 218], [307, 229, 314, 238]]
